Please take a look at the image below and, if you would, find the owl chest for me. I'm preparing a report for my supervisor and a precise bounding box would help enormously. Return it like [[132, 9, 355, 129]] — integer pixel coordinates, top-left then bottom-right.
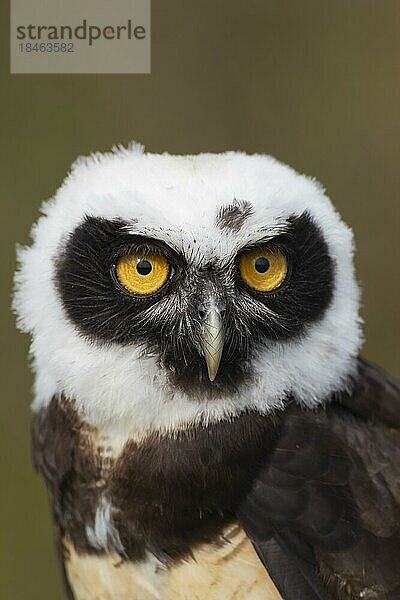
[[59, 432, 238, 562], [33, 398, 280, 597], [35, 400, 276, 563], [62, 452, 281, 599]]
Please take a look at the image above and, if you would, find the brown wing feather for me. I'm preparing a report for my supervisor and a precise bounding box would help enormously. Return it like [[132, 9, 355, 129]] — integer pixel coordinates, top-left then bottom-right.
[[318, 359, 400, 599], [339, 356, 400, 429], [31, 398, 84, 600], [239, 358, 400, 600]]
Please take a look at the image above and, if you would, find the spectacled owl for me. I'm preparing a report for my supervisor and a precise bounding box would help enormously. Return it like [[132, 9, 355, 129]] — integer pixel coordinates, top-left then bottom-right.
[[14, 144, 400, 600]]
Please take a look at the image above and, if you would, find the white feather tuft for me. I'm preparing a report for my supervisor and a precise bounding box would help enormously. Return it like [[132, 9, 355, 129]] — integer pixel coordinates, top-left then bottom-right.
[[86, 497, 125, 555]]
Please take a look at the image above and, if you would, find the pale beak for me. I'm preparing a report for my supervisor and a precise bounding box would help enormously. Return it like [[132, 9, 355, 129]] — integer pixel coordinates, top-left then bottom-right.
[[199, 308, 225, 381]]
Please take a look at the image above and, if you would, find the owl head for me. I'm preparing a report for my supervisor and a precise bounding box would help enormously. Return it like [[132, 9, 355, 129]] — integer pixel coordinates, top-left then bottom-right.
[[14, 144, 361, 433]]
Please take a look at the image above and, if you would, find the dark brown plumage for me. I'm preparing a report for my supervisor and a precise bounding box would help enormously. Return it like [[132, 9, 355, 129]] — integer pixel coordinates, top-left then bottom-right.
[[32, 398, 280, 564], [239, 358, 400, 599]]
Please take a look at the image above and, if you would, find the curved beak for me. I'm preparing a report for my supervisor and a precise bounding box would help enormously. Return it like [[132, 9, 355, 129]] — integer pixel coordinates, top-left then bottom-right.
[[199, 309, 225, 381]]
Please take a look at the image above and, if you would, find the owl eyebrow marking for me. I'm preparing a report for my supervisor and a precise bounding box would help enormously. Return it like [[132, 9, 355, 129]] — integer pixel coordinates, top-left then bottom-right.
[[216, 199, 253, 232]]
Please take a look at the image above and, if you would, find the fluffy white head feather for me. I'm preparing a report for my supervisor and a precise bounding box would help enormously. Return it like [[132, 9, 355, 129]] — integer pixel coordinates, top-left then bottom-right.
[[14, 144, 362, 435]]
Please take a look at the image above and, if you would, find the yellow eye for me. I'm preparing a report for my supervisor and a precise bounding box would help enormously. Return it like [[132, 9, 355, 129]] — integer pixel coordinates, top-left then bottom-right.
[[239, 247, 288, 292], [115, 253, 170, 295]]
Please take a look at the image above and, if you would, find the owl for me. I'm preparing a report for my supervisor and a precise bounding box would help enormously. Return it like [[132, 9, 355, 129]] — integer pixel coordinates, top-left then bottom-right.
[[14, 144, 400, 600]]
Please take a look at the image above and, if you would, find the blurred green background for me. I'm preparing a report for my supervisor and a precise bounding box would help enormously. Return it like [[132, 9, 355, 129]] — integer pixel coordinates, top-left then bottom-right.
[[1, 1, 399, 598]]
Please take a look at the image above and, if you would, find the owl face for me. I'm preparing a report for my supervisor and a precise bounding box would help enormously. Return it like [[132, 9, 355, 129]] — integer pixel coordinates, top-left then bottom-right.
[[14, 145, 361, 433]]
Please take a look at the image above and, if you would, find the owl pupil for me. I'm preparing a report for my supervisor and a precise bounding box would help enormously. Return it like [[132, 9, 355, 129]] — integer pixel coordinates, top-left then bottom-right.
[[255, 257, 270, 273], [136, 259, 152, 276]]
